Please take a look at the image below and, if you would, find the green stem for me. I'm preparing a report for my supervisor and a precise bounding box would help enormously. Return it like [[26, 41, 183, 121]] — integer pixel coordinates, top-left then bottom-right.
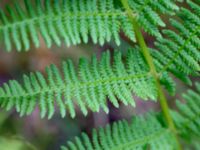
[[121, 0, 182, 149]]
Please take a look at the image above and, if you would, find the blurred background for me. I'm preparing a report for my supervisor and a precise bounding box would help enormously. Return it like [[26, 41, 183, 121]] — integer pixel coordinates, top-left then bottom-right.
[[0, 1, 199, 150]]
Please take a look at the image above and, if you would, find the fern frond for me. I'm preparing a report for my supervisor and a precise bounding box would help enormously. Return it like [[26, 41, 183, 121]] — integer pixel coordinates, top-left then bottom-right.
[[152, 0, 200, 77], [61, 114, 176, 150], [171, 82, 200, 137], [128, 0, 180, 37], [0, 48, 158, 119], [0, 0, 179, 51]]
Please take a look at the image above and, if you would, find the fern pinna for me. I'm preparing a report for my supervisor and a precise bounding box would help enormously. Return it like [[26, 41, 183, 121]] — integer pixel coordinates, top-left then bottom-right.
[[0, 0, 179, 51], [0, 0, 199, 150], [152, 0, 200, 75], [61, 114, 176, 150], [0, 48, 158, 119]]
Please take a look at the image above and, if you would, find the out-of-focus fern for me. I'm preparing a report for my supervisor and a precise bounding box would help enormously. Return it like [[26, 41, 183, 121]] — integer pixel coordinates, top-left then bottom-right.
[[0, 48, 158, 119], [171, 82, 200, 137], [61, 114, 176, 150], [152, 0, 200, 79], [0, 0, 179, 51]]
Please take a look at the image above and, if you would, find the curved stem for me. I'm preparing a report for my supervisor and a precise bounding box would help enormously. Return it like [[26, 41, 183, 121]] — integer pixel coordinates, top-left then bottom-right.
[[121, 0, 182, 149]]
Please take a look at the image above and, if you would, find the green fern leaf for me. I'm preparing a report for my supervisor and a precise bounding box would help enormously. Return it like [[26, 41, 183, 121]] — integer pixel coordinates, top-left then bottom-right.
[[0, 0, 179, 51], [171, 82, 200, 137], [152, 0, 200, 77], [0, 48, 158, 119], [128, 0, 180, 37], [61, 114, 176, 150]]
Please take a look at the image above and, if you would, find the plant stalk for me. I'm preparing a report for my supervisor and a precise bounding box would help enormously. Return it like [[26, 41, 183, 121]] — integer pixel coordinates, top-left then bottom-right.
[[121, 0, 182, 149]]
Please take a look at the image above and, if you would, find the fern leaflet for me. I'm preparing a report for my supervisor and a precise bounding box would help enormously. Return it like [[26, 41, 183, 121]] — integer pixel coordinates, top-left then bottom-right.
[[0, 48, 158, 119], [128, 0, 180, 37], [61, 114, 176, 150], [0, 0, 178, 51], [152, 0, 200, 77]]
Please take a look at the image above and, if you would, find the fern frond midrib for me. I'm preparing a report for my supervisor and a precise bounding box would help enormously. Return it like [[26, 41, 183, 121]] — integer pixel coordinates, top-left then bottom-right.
[[158, 25, 200, 74], [0, 72, 150, 99], [112, 128, 170, 150], [0, 10, 126, 30]]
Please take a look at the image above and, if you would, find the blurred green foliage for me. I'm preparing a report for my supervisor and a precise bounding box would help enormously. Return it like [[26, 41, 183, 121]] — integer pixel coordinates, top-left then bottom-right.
[[0, 136, 36, 150]]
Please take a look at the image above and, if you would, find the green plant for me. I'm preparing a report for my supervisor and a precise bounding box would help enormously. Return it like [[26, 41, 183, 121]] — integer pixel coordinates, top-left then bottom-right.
[[0, 0, 199, 149]]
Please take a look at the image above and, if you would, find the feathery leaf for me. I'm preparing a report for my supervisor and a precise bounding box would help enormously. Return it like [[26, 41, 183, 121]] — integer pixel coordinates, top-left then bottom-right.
[[152, 0, 200, 77], [0, 0, 179, 51], [0, 48, 157, 119], [61, 114, 176, 150]]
